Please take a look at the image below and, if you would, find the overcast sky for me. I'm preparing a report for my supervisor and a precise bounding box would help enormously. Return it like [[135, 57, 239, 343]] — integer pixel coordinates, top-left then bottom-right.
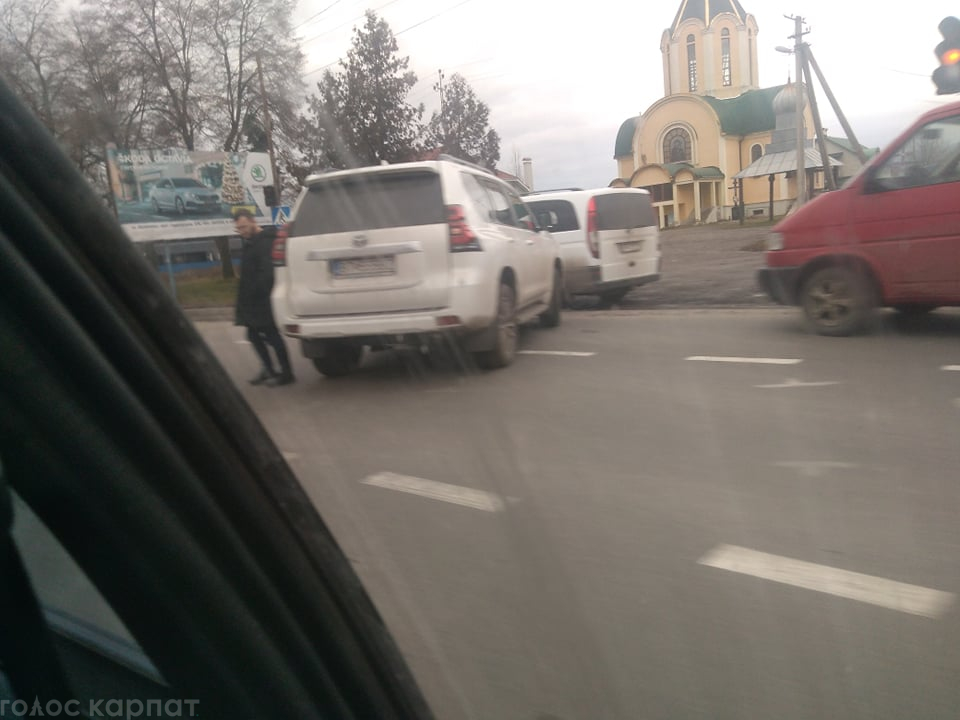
[[294, 1, 960, 189]]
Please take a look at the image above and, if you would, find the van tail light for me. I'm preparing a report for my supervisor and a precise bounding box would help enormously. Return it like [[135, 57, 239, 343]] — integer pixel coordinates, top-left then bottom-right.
[[447, 205, 481, 252], [272, 222, 291, 266], [586, 196, 599, 259]]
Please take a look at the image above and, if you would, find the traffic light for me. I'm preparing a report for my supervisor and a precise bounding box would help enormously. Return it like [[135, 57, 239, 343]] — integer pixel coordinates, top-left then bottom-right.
[[934, 16, 960, 95], [263, 185, 278, 207]]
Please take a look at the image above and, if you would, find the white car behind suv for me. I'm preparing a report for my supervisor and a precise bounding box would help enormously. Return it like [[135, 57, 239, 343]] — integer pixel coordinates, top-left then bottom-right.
[[524, 188, 660, 306], [271, 156, 562, 376]]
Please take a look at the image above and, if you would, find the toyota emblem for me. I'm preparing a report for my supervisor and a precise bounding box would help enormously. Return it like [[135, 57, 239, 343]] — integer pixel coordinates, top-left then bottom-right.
[[352, 235, 368, 248]]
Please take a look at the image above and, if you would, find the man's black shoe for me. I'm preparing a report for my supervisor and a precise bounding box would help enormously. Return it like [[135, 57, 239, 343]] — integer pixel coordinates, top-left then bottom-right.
[[266, 373, 295, 387], [249, 369, 276, 385]]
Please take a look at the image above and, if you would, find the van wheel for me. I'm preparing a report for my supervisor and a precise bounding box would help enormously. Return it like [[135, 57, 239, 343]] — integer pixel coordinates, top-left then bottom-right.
[[475, 282, 518, 369], [801, 266, 876, 336], [539, 267, 562, 328], [312, 343, 362, 377]]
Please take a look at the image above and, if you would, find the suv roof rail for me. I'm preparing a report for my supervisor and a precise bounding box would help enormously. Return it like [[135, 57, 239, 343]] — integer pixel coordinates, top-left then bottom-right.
[[436, 153, 494, 175], [523, 188, 584, 195]]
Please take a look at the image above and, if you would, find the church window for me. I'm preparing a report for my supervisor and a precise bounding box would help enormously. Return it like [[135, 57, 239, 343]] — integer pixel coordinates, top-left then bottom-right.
[[721, 29, 732, 87], [663, 127, 692, 164], [687, 35, 697, 92], [751, 144, 763, 162]]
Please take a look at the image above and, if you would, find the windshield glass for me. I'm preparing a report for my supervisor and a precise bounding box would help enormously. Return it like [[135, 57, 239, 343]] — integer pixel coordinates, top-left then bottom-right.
[[5, 1, 960, 718]]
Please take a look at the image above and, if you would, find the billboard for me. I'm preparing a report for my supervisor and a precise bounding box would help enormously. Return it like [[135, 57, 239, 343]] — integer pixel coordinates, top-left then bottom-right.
[[105, 147, 274, 242]]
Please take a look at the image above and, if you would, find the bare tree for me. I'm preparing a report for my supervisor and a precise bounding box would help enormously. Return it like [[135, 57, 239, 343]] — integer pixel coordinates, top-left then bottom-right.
[[62, 8, 154, 183], [207, 0, 303, 154], [79, 0, 208, 150], [0, 0, 70, 132]]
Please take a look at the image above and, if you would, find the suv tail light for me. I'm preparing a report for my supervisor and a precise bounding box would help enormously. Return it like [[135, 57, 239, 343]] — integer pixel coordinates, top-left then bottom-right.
[[447, 205, 481, 252], [272, 222, 291, 266], [586, 196, 599, 259]]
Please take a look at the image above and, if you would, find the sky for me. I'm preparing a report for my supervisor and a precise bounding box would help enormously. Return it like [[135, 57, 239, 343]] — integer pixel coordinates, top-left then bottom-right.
[[293, 0, 960, 189]]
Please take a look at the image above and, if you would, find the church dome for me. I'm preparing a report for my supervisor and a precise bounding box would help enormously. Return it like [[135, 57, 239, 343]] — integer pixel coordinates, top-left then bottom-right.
[[773, 82, 806, 114], [672, 0, 747, 32]]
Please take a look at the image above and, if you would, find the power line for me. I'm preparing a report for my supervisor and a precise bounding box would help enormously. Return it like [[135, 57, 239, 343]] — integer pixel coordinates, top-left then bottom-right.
[[395, 0, 473, 37], [292, 0, 347, 32], [300, 0, 474, 81], [299, 0, 403, 47]]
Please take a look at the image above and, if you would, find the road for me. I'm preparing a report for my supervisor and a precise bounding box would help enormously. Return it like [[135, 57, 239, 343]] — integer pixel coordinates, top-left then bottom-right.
[[198, 308, 960, 720]]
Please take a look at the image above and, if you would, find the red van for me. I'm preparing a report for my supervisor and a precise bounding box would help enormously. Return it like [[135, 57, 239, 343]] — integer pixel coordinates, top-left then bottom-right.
[[758, 100, 960, 335]]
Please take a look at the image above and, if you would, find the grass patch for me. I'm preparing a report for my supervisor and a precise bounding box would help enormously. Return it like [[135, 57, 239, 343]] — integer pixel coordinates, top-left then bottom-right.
[[157, 268, 238, 307]]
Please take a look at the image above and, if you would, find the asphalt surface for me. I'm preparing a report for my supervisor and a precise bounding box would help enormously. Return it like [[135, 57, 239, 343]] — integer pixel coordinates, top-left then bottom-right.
[[196, 308, 960, 720]]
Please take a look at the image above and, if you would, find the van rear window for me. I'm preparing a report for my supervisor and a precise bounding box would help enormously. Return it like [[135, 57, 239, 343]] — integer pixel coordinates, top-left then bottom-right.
[[594, 193, 656, 230], [294, 172, 445, 235], [525, 200, 580, 232]]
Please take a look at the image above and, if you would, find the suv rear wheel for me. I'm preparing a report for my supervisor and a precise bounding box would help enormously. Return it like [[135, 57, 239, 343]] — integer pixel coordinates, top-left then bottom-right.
[[311, 342, 363, 377], [475, 282, 518, 369], [539, 266, 562, 328], [801, 265, 876, 336]]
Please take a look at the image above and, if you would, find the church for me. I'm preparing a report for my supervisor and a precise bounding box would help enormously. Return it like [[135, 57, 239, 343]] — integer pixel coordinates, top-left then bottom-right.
[[610, 0, 872, 228]]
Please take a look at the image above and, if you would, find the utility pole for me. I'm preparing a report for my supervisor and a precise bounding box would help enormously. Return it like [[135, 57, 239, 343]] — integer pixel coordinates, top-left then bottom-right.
[[436, 69, 446, 151], [256, 51, 280, 205], [806, 48, 868, 164], [788, 15, 809, 206], [800, 44, 837, 191]]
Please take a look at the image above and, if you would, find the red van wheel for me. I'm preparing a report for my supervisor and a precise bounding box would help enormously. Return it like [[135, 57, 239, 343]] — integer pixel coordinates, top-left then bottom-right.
[[801, 266, 876, 337]]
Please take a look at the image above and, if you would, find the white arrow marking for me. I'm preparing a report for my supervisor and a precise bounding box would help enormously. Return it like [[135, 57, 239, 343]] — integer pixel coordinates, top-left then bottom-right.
[[773, 461, 858, 478], [361, 472, 505, 512], [518, 350, 596, 357], [941, 365, 960, 372], [699, 545, 954, 618], [686, 356, 803, 365], [755, 378, 842, 389]]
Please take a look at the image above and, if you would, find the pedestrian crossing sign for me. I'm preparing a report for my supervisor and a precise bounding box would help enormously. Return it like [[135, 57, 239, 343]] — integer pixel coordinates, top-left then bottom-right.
[[271, 205, 291, 226]]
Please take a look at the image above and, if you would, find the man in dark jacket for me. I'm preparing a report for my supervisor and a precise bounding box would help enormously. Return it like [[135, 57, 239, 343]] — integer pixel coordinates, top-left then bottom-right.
[[233, 208, 294, 386]]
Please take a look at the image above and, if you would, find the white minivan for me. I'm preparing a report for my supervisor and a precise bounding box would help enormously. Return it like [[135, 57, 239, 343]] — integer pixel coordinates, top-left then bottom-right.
[[524, 188, 660, 305]]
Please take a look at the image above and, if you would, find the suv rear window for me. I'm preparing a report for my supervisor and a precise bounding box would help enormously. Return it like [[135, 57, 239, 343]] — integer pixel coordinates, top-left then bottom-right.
[[594, 193, 656, 230], [294, 172, 445, 235], [525, 199, 579, 232]]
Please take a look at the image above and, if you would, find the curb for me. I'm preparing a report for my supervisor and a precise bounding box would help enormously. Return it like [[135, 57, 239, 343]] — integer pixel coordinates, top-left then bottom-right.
[[183, 306, 233, 322]]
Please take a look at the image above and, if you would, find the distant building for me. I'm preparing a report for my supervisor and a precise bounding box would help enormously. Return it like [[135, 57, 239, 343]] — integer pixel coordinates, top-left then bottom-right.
[[611, 0, 873, 227]]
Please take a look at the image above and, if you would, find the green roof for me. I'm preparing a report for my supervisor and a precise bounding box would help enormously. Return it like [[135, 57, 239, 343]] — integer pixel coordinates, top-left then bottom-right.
[[614, 116, 640, 158], [663, 163, 725, 179], [827, 135, 880, 159], [702, 85, 785, 136]]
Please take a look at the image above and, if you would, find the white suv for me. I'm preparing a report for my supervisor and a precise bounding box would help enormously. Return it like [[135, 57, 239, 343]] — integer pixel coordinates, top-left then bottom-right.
[[271, 157, 562, 376]]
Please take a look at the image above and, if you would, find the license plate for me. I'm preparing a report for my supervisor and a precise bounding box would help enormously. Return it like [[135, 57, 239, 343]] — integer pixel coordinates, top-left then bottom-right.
[[331, 255, 396, 277], [617, 240, 644, 254]]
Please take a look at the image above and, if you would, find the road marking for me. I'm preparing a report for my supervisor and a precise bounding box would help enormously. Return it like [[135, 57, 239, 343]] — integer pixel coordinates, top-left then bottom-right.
[[361, 472, 505, 512], [686, 356, 802, 365], [755, 378, 841, 389], [518, 350, 596, 357], [698, 544, 955, 618], [281, 451, 300, 462], [773, 461, 858, 477], [941, 365, 960, 372], [233, 340, 251, 345]]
